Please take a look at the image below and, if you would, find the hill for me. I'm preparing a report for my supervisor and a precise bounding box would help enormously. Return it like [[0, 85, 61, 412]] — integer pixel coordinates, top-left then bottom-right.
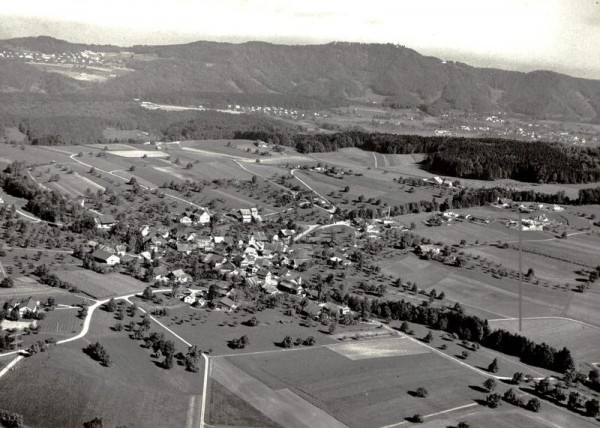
[[0, 37, 599, 123]]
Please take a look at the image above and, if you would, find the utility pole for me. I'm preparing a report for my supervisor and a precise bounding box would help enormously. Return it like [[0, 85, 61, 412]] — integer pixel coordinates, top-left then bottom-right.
[[518, 209, 523, 332]]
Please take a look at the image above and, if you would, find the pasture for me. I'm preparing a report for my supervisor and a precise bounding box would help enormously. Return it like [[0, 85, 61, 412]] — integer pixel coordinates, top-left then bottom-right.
[[54, 269, 147, 299], [223, 338, 491, 428]]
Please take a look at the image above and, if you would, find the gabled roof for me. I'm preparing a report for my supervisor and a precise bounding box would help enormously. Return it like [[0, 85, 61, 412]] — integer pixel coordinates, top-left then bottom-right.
[[91, 248, 116, 261]]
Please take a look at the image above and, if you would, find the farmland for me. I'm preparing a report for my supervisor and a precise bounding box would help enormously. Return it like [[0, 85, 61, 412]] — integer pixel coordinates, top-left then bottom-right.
[[54, 269, 147, 299]]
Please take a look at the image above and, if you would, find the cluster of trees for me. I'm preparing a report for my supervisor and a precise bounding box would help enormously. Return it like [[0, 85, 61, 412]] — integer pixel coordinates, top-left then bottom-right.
[[535, 378, 599, 416], [228, 335, 250, 349], [26, 338, 56, 355], [84, 342, 111, 366], [0, 161, 84, 223], [280, 335, 316, 348], [144, 332, 176, 369], [342, 296, 574, 373]]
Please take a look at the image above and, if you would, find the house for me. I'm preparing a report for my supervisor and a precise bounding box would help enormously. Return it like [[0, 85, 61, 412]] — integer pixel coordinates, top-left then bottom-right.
[[245, 275, 261, 287], [302, 302, 322, 319], [320, 302, 351, 316], [179, 215, 193, 225], [216, 297, 238, 311], [279, 229, 296, 239], [115, 244, 127, 256], [140, 225, 151, 237], [442, 179, 453, 188], [176, 243, 197, 254], [262, 283, 280, 295], [169, 269, 192, 284], [183, 295, 196, 305], [91, 249, 120, 266], [278, 278, 304, 295], [94, 215, 116, 230], [252, 231, 269, 242], [239, 208, 252, 223], [416, 245, 440, 257], [193, 209, 211, 225], [250, 207, 262, 222], [432, 176, 444, 185], [19, 297, 39, 316], [196, 236, 213, 249]]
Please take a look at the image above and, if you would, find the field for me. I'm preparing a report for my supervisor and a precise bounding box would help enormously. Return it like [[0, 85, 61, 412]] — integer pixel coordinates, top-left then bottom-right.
[[0, 309, 204, 428], [54, 269, 148, 299], [212, 336, 548, 428], [489, 318, 600, 365]]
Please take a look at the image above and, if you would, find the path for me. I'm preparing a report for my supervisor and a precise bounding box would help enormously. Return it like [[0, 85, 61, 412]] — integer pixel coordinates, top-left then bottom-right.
[[487, 316, 600, 330], [233, 160, 297, 196]]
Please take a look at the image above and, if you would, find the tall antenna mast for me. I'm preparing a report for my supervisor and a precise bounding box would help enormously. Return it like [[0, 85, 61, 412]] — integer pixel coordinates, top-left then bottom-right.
[[518, 209, 523, 332]]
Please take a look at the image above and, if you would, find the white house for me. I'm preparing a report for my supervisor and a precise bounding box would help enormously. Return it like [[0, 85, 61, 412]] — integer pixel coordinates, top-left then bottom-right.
[[91, 249, 120, 266]]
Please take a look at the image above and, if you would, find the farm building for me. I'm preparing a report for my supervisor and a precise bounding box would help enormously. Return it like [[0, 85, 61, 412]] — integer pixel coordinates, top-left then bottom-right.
[[91, 249, 120, 266], [94, 215, 116, 230], [216, 297, 238, 312], [4, 297, 39, 317], [168, 269, 192, 284]]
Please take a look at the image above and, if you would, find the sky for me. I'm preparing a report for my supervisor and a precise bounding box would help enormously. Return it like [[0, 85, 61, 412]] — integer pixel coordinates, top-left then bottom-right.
[[0, 0, 599, 78]]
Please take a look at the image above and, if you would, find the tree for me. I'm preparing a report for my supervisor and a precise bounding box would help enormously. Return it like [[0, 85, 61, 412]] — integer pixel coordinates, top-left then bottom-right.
[[526, 398, 541, 413], [104, 298, 117, 312], [83, 417, 103, 428], [503, 388, 517, 404], [512, 372, 524, 385], [412, 414, 424, 423], [0, 277, 14, 288], [484, 378, 497, 392], [457, 422, 470, 428], [485, 393, 502, 408], [142, 286, 153, 300], [328, 321, 337, 335], [415, 387, 428, 398], [488, 358, 499, 373], [282, 336, 293, 348], [567, 391, 581, 410], [535, 378, 552, 396], [585, 398, 600, 417], [461, 350, 470, 360], [423, 331, 433, 343]]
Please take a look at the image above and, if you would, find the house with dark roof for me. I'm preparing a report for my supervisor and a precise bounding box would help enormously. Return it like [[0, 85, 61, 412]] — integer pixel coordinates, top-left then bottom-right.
[[94, 215, 116, 230], [91, 248, 120, 266]]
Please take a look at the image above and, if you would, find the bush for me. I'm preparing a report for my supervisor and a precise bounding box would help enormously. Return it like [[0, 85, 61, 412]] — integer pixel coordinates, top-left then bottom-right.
[[412, 414, 424, 423], [415, 387, 428, 398], [526, 398, 541, 413], [485, 393, 502, 408], [484, 378, 497, 392], [0, 409, 24, 428]]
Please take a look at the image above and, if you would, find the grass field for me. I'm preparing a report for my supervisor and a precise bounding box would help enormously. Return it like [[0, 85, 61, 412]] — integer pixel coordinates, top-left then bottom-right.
[[54, 269, 147, 299], [208, 380, 282, 427], [0, 309, 204, 428], [223, 339, 488, 428], [489, 318, 600, 365]]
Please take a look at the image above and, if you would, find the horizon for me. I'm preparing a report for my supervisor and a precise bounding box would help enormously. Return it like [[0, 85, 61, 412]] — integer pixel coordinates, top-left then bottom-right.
[[0, 0, 599, 79]]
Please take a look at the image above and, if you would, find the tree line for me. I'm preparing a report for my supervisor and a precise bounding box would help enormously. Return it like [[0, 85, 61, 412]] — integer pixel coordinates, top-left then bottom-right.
[[342, 294, 574, 373]]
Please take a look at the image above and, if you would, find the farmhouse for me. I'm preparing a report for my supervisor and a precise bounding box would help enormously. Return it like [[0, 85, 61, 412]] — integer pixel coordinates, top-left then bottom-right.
[[91, 249, 120, 266], [416, 244, 441, 257], [94, 215, 116, 230], [278, 278, 304, 295], [169, 269, 192, 283]]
